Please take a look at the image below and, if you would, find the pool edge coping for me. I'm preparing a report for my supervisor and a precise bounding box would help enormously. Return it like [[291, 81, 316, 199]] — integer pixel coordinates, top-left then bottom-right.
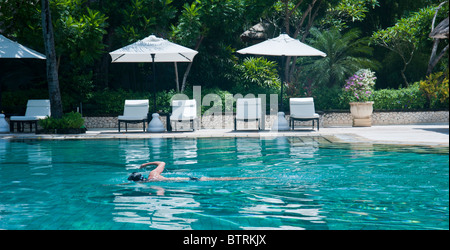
[[1, 129, 449, 150]]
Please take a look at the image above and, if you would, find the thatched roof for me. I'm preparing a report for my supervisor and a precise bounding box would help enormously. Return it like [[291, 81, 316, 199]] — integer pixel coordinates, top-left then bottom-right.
[[430, 17, 449, 39], [240, 22, 273, 43]]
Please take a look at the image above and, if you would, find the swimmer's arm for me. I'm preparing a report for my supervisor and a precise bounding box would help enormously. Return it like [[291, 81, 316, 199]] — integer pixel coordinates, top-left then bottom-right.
[[141, 161, 166, 178], [140, 161, 165, 169]]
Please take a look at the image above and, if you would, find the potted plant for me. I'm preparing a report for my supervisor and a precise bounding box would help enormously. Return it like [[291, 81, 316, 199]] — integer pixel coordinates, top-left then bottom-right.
[[37, 112, 87, 134], [344, 69, 376, 127]]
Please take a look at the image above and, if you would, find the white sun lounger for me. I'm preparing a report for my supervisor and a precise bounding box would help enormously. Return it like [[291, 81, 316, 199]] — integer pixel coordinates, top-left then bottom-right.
[[118, 100, 149, 132], [170, 99, 198, 131], [10, 99, 50, 132], [235, 98, 262, 131], [289, 97, 320, 131]]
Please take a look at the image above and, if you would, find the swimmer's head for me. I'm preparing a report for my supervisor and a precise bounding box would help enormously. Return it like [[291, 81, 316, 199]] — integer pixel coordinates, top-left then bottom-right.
[[128, 172, 144, 182]]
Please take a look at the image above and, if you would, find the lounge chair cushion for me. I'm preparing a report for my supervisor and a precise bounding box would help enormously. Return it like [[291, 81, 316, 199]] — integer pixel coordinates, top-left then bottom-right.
[[10, 100, 50, 121], [290, 98, 318, 119], [236, 98, 261, 120], [10, 115, 48, 121], [170, 100, 197, 121], [118, 100, 149, 121], [118, 115, 147, 121]]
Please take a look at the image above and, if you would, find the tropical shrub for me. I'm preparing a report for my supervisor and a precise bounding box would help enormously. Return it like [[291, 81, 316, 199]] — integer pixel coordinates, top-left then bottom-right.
[[371, 6, 437, 86], [301, 28, 379, 88], [229, 57, 281, 96], [39, 112, 85, 129], [419, 71, 449, 109]]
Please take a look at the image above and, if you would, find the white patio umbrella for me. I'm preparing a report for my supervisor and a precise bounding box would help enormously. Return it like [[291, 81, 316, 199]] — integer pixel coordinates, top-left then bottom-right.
[[0, 34, 46, 59], [110, 35, 198, 63], [109, 35, 198, 132], [237, 33, 326, 130], [237, 33, 326, 57], [0, 34, 46, 133]]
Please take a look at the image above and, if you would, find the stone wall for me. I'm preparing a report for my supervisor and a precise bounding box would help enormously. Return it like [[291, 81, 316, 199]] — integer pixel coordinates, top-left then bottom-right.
[[82, 111, 449, 129], [84, 117, 120, 129], [320, 111, 449, 126], [372, 111, 449, 125]]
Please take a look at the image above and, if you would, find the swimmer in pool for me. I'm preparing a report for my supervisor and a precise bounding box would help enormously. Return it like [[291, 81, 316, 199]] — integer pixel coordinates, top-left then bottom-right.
[[128, 161, 256, 182]]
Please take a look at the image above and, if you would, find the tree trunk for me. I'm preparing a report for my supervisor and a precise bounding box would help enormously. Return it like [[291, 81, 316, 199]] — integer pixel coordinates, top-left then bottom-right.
[[427, 1, 448, 75], [428, 44, 449, 75], [181, 35, 204, 92], [41, 0, 63, 118], [399, 52, 411, 87], [0, 83, 3, 113], [181, 62, 193, 92], [428, 39, 440, 75], [400, 68, 409, 87], [284, 0, 322, 84], [174, 62, 180, 92]]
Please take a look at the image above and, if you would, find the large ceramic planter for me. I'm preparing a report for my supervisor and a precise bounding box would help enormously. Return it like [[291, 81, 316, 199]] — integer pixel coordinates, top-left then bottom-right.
[[349, 102, 374, 127], [0, 114, 9, 133]]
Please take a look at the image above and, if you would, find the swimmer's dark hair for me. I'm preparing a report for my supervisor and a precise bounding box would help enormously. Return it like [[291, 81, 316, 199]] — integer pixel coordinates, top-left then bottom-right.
[[128, 172, 144, 182]]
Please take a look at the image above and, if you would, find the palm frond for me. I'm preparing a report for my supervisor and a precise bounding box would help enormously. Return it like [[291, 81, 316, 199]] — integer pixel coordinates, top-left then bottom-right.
[[300, 28, 379, 87]]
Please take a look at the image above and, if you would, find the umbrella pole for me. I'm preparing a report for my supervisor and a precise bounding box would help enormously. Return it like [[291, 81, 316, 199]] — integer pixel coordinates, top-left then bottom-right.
[[280, 55, 285, 111], [0, 82, 2, 112], [0, 82, 8, 133], [270, 55, 290, 131], [147, 53, 165, 133], [151, 54, 156, 113]]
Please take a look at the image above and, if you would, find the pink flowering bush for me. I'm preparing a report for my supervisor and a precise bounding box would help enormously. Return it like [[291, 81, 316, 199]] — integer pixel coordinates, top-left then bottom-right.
[[344, 69, 376, 102]]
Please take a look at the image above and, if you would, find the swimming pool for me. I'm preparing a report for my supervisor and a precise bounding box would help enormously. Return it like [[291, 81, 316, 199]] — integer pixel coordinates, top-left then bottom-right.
[[0, 137, 448, 230]]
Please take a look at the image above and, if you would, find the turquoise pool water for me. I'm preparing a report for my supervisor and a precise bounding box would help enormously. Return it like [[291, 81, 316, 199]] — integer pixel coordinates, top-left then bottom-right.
[[0, 137, 448, 230]]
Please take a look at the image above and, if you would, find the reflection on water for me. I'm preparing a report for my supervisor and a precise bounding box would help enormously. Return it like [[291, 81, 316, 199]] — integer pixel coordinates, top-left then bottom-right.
[[120, 140, 150, 170], [113, 187, 201, 230], [111, 183, 330, 230], [172, 139, 198, 165], [239, 192, 327, 230]]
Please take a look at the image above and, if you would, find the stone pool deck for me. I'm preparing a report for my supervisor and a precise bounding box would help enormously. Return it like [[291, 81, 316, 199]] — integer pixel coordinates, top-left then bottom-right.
[[1, 123, 448, 147]]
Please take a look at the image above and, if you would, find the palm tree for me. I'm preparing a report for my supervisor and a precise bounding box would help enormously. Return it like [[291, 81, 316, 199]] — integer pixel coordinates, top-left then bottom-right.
[[300, 28, 380, 88]]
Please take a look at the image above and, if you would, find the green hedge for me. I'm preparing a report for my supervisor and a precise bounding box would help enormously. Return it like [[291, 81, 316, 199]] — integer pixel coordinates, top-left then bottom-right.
[[311, 82, 441, 111], [372, 83, 427, 110]]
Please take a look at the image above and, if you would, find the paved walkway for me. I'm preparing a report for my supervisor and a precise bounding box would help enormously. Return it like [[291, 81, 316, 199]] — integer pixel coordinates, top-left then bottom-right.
[[321, 124, 449, 146], [1, 123, 448, 147]]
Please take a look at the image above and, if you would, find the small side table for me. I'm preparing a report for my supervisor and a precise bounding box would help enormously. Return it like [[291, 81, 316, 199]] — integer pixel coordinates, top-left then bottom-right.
[[158, 113, 172, 132]]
